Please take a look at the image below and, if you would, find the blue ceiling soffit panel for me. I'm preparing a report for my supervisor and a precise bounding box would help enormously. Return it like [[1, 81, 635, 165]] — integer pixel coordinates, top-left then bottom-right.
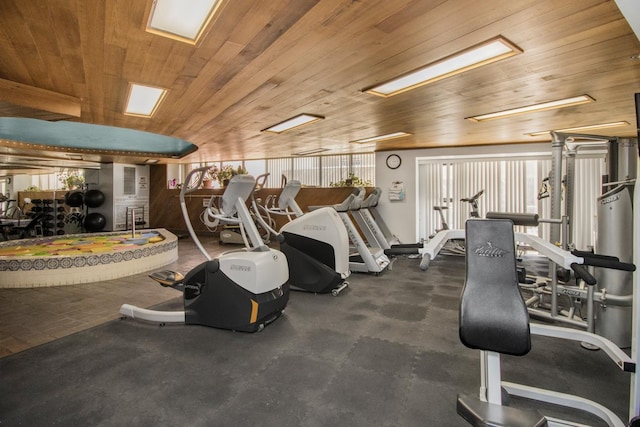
[[0, 118, 197, 158]]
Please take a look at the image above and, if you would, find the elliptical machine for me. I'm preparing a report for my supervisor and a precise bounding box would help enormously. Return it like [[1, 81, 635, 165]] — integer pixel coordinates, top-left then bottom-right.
[[254, 179, 350, 296], [120, 167, 290, 332]]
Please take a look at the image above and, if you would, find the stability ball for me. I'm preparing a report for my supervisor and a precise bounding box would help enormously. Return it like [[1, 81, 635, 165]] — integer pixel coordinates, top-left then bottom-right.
[[84, 189, 106, 208], [65, 191, 84, 207], [84, 212, 106, 232]]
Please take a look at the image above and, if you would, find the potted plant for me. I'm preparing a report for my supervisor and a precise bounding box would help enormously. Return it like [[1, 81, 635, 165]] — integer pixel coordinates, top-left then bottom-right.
[[330, 172, 372, 187], [202, 167, 217, 189], [215, 165, 247, 187], [58, 169, 85, 190]]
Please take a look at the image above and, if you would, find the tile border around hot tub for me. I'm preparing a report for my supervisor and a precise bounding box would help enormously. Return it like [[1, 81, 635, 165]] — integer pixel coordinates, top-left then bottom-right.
[[0, 229, 179, 288]]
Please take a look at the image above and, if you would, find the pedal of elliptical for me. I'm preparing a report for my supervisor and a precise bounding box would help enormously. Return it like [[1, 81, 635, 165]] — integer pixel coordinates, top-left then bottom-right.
[[149, 270, 185, 287]]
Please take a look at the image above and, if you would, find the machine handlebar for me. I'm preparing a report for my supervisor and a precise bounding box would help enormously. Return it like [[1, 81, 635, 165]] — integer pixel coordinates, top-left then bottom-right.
[[486, 211, 540, 227], [571, 250, 635, 271], [571, 250, 619, 263], [460, 190, 484, 203], [180, 166, 210, 200], [570, 263, 597, 286]]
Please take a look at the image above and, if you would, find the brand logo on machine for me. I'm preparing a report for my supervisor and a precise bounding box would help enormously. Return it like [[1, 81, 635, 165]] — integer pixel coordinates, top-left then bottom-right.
[[600, 195, 619, 205], [230, 264, 251, 272], [303, 224, 327, 232], [561, 288, 582, 297], [474, 242, 506, 258]]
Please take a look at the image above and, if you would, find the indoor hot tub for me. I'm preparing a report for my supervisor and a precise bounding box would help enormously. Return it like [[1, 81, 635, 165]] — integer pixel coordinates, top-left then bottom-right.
[[0, 229, 178, 288]]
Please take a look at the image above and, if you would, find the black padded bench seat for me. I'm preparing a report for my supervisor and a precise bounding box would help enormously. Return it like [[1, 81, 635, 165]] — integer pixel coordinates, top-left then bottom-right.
[[457, 394, 547, 427], [457, 219, 547, 426]]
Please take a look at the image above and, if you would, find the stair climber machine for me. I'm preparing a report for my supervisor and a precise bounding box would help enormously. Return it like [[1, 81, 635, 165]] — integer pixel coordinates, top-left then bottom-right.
[[253, 179, 350, 296], [119, 167, 290, 332], [351, 187, 423, 259], [310, 188, 391, 275]]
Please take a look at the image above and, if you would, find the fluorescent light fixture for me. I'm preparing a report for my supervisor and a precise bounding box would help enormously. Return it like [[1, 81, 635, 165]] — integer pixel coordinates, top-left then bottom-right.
[[124, 83, 168, 117], [146, 0, 224, 44], [527, 121, 630, 137], [351, 132, 412, 144], [364, 36, 522, 97], [144, 159, 160, 164], [262, 114, 324, 133], [466, 95, 594, 122], [292, 148, 330, 156], [66, 154, 83, 160]]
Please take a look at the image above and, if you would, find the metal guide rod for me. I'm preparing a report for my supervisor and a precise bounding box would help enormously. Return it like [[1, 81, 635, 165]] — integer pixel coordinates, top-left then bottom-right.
[[550, 133, 564, 246]]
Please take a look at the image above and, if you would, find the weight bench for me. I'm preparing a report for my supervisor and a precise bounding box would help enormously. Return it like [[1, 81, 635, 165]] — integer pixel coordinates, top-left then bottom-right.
[[458, 219, 636, 427], [458, 218, 546, 426]]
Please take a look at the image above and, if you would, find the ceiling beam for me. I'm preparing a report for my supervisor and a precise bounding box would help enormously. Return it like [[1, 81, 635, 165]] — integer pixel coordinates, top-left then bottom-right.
[[0, 78, 81, 118]]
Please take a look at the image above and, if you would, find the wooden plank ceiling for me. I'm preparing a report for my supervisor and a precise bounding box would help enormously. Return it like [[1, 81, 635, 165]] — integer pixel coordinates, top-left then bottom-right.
[[0, 0, 638, 172]]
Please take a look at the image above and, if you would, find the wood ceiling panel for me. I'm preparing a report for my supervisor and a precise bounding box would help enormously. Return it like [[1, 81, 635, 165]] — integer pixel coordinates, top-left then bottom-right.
[[0, 0, 637, 172]]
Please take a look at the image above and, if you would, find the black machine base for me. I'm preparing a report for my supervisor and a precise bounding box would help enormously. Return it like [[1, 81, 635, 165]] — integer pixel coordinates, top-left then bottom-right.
[[182, 260, 289, 333], [279, 233, 346, 294]]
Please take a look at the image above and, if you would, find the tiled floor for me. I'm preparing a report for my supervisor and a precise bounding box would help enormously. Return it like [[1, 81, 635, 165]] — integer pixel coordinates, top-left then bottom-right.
[[0, 234, 228, 358]]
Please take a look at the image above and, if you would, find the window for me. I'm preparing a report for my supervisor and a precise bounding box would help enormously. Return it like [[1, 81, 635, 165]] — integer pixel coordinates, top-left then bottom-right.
[[179, 153, 375, 189], [417, 154, 604, 250]]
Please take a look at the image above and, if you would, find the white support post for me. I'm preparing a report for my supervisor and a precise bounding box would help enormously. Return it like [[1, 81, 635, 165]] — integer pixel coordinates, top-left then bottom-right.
[[480, 351, 502, 405], [632, 176, 640, 419]]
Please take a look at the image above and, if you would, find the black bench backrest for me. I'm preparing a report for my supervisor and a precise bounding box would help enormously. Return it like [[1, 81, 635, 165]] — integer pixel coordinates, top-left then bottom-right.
[[459, 219, 531, 356]]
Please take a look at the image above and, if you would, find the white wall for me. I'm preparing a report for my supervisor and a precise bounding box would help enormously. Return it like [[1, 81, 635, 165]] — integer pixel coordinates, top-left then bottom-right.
[[374, 143, 551, 243], [93, 163, 150, 231]]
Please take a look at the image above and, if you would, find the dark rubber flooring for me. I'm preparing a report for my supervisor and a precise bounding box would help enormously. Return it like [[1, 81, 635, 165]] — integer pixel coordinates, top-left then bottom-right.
[[0, 255, 630, 426]]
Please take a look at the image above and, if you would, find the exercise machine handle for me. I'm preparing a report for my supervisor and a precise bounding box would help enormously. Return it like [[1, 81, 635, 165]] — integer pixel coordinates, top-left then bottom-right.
[[571, 251, 636, 272], [461, 190, 484, 202], [486, 211, 539, 227], [180, 166, 210, 200], [570, 263, 597, 286], [571, 249, 619, 262]]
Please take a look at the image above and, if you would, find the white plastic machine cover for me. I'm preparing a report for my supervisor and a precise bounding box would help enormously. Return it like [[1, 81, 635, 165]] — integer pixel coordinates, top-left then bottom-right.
[[218, 249, 289, 295], [279, 206, 350, 276]]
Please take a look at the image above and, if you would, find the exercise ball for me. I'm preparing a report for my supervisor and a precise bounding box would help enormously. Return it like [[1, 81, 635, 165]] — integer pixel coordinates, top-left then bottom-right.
[[84, 189, 105, 208], [84, 212, 106, 232], [65, 191, 84, 207]]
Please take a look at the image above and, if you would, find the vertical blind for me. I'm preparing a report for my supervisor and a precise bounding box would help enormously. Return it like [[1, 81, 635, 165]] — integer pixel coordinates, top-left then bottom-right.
[[417, 155, 605, 250], [264, 153, 375, 188]]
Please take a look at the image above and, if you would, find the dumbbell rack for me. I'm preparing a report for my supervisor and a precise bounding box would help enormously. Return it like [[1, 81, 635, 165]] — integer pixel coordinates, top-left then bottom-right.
[[30, 199, 68, 236]]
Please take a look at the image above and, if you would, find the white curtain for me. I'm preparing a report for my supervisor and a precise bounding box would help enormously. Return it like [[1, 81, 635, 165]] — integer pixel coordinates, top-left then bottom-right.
[[417, 155, 604, 250]]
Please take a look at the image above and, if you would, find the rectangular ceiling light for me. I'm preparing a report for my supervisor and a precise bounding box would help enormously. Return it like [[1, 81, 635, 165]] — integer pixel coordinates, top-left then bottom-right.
[[364, 36, 522, 97], [527, 121, 630, 137], [146, 0, 223, 44], [262, 114, 324, 133], [124, 83, 168, 117], [466, 95, 595, 122], [351, 131, 412, 144]]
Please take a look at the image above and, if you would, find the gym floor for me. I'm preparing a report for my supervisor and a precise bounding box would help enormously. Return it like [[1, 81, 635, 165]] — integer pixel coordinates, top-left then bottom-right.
[[0, 235, 631, 426], [0, 234, 223, 357]]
